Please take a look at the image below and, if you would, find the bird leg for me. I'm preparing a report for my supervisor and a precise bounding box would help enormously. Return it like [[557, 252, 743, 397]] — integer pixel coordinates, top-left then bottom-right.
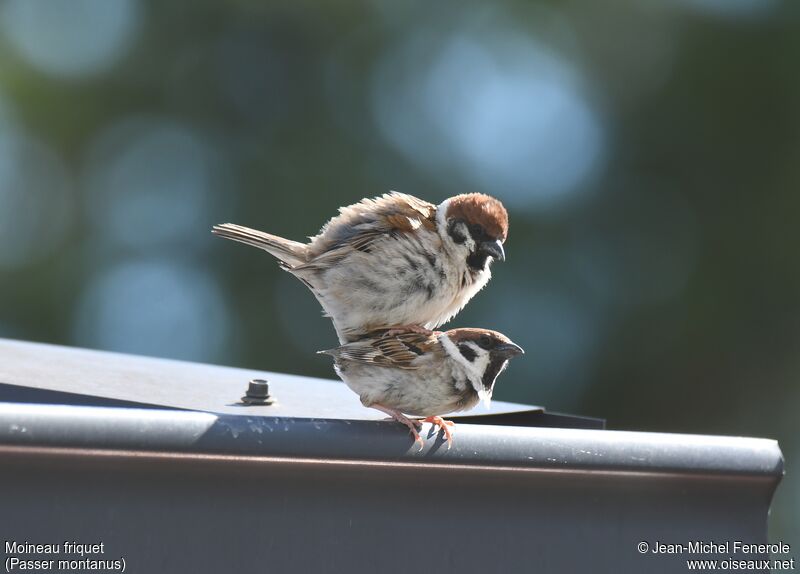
[[371, 404, 424, 450], [381, 325, 440, 338], [422, 416, 456, 449]]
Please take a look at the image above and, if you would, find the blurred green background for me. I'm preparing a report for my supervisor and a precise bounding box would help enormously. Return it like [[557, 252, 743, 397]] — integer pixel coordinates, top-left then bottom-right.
[[0, 0, 796, 545]]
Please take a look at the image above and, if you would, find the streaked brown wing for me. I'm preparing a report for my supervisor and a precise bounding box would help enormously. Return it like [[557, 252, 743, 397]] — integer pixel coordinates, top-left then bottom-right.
[[297, 193, 437, 270], [327, 332, 439, 370]]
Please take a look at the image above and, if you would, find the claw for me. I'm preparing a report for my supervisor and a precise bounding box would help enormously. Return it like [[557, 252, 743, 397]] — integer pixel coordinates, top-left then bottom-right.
[[423, 416, 456, 449], [371, 404, 425, 450]]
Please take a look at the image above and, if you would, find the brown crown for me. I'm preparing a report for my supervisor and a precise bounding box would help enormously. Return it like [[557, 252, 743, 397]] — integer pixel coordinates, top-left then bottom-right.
[[445, 193, 508, 242], [446, 328, 514, 345]]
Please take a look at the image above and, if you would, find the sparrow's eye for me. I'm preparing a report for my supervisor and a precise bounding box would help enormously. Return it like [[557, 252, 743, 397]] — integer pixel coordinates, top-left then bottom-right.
[[478, 334, 493, 349], [469, 223, 484, 238]]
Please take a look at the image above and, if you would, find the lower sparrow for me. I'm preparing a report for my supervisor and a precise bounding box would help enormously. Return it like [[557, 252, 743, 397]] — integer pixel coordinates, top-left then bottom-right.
[[319, 328, 524, 448]]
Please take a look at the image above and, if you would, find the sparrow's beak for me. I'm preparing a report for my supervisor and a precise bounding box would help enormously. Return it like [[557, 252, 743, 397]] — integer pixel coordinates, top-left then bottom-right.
[[480, 239, 505, 262], [494, 342, 524, 359]]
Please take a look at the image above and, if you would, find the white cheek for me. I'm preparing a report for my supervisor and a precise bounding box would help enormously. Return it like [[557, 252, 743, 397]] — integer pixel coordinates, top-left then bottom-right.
[[470, 352, 490, 380], [439, 336, 489, 394], [439, 335, 467, 368], [438, 215, 476, 257], [443, 236, 475, 266]]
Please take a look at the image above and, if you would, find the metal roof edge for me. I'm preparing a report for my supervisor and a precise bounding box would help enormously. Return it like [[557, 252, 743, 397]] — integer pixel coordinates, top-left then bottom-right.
[[0, 402, 783, 482]]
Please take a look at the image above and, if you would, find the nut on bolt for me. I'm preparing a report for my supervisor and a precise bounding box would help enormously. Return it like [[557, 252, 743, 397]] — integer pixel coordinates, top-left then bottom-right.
[[241, 378, 274, 405]]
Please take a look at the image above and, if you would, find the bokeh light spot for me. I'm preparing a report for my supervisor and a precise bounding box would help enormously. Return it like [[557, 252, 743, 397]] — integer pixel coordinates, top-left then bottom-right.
[[84, 118, 217, 251], [73, 259, 231, 362], [1, 0, 140, 78], [373, 23, 604, 211]]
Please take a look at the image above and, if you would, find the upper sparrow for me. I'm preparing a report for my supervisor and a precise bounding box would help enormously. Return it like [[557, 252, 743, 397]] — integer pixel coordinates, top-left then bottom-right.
[[319, 327, 524, 448], [213, 192, 508, 343]]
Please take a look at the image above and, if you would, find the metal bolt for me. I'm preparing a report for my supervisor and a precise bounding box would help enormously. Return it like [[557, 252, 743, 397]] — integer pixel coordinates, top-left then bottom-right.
[[241, 378, 274, 405]]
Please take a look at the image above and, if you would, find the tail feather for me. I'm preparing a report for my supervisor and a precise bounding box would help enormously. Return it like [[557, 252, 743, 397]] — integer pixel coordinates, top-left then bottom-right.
[[212, 223, 308, 267]]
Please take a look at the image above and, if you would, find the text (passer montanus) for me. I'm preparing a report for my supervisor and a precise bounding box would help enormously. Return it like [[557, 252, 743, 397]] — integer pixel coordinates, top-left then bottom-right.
[[318, 328, 524, 448], [213, 192, 509, 343]]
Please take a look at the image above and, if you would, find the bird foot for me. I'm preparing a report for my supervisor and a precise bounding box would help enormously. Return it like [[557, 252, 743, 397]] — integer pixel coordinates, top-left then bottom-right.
[[371, 404, 425, 450], [382, 325, 440, 338], [423, 416, 456, 449]]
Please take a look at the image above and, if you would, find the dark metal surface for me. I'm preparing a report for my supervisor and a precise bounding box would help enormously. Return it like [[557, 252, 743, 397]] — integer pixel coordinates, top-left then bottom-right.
[[0, 402, 784, 574], [0, 450, 777, 574]]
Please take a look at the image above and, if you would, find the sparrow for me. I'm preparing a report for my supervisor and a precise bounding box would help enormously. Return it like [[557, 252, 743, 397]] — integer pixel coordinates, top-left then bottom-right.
[[212, 192, 508, 343], [319, 327, 524, 448]]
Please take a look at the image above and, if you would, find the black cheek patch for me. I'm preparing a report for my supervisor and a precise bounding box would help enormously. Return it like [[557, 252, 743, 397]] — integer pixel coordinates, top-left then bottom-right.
[[467, 251, 489, 271], [459, 344, 477, 362], [448, 220, 467, 244], [469, 224, 487, 243], [481, 358, 507, 389]]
